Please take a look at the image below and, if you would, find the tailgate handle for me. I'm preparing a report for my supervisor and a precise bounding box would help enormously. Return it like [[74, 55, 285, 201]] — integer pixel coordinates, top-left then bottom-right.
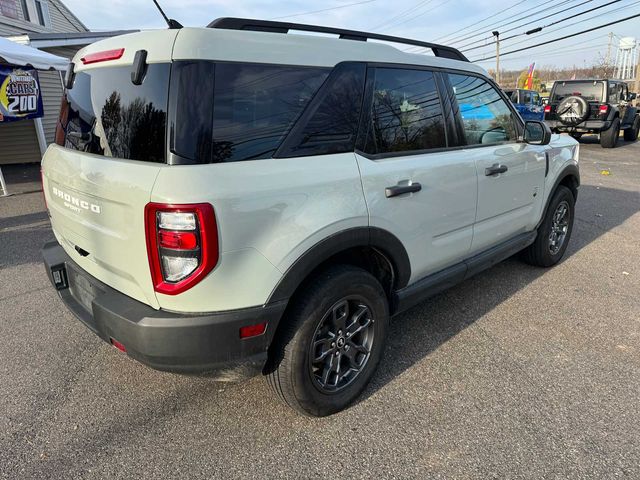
[[74, 245, 90, 257], [485, 164, 508, 176]]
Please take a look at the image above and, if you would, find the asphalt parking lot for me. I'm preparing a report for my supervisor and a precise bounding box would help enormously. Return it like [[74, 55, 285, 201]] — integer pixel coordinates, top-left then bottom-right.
[[1, 136, 639, 479]]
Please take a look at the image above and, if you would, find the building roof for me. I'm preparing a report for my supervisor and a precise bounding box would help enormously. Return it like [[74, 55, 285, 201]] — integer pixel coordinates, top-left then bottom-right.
[[7, 30, 138, 48]]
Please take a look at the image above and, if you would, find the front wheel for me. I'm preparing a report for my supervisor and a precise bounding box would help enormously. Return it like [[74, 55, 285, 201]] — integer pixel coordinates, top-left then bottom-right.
[[265, 265, 389, 416], [523, 185, 575, 267], [623, 117, 639, 141], [600, 118, 620, 148]]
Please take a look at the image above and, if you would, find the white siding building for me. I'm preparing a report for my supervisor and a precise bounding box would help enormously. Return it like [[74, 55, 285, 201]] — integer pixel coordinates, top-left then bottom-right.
[[0, 0, 134, 164]]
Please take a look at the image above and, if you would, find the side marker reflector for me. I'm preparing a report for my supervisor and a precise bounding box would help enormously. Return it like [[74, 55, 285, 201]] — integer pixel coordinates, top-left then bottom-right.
[[239, 322, 267, 339], [110, 338, 127, 352]]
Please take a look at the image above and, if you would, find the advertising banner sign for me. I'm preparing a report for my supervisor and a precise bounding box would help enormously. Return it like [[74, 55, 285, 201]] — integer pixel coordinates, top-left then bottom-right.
[[0, 65, 44, 122]]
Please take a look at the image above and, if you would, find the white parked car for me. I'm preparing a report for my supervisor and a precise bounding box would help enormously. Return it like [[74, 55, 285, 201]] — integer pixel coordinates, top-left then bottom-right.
[[41, 18, 580, 416]]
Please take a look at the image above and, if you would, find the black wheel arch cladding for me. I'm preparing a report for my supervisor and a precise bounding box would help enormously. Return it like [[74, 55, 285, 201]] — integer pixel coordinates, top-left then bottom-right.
[[267, 227, 411, 304], [537, 164, 580, 230]]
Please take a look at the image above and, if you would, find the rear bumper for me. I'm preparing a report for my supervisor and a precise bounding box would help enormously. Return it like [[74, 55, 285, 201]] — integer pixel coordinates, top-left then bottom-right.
[[544, 119, 610, 132], [42, 241, 286, 379]]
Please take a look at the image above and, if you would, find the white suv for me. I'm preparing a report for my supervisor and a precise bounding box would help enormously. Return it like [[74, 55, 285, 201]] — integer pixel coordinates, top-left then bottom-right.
[[41, 18, 579, 416]]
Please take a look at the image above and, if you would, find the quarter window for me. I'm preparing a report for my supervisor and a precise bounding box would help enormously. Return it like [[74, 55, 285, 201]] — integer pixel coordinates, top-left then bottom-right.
[[170, 62, 329, 163], [211, 64, 328, 162], [448, 73, 517, 145], [363, 67, 446, 155]]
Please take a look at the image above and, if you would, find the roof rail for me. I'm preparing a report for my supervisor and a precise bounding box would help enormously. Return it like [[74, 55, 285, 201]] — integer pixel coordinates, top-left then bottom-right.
[[207, 17, 469, 62]]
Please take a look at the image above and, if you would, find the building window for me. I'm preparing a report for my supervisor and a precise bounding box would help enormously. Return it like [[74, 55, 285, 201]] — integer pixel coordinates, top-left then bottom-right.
[[20, 0, 29, 21], [0, 0, 20, 19], [19, 0, 51, 27]]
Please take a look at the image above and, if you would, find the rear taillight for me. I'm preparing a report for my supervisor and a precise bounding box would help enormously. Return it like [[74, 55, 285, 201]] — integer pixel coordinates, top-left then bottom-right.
[[544, 105, 551, 114], [145, 203, 218, 295], [599, 104, 609, 116], [81, 48, 124, 65]]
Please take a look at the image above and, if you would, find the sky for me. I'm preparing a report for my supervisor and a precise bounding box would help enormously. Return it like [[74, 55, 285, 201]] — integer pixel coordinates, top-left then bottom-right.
[[62, 0, 640, 74]]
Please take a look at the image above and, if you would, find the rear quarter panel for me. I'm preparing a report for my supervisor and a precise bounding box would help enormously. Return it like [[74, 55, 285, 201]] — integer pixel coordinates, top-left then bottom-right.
[[150, 153, 368, 312]]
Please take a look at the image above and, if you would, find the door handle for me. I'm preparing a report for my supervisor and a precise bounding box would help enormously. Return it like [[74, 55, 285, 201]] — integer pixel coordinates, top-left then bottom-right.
[[485, 163, 508, 176], [385, 182, 422, 198]]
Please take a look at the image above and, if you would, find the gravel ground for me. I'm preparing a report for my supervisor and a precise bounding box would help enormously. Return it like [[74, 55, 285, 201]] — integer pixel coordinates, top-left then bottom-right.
[[1, 136, 639, 479]]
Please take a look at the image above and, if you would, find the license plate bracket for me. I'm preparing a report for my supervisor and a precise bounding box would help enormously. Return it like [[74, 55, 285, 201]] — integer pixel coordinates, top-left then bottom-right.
[[51, 265, 68, 290]]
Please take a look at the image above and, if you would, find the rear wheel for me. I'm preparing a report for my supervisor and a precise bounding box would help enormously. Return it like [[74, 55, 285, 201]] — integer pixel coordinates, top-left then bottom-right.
[[623, 116, 639, 141], [266, 265, 389, 416], [600, 117, 620, 148], [523, 185, 575, 267]]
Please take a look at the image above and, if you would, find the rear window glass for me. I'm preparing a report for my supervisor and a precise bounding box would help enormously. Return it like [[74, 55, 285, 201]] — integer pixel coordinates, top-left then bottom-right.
[[58, 64, 169, 163], [552, 81, 604, 102], [170, 62, 329, 163]]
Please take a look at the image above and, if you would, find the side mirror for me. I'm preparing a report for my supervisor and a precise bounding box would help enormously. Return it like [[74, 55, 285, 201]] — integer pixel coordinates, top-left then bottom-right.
[[522, 120, 552, 145], [627, 92, 637, 101]]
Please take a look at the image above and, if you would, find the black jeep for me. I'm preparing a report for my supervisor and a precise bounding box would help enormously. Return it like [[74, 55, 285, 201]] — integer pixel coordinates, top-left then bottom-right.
[[544, 79, 639, 148]]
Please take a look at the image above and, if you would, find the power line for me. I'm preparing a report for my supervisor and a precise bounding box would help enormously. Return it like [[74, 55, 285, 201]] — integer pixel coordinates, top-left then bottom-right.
[[457, 0, 597, 51], [475, 42, 609, 63], [471, 12, 640, 61], [461, 0, 623, 53], [371, 0, 434, 31], [377, 0, 454, 31], [496, 0, 640, 51], [448, 0, 576, 46], [405, 0, 571, 54], [270, 0, 378, 20], [431, 0, 529, 42]]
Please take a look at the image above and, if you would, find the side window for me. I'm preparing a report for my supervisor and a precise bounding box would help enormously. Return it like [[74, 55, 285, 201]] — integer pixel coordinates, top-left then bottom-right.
[[532, 92, 541, 105], [363, 67, 446, 155], [448, 73, 518, 146], [277, 63, 366, 158], [608, 83, 618, 103], [522, 91, 532, 104]]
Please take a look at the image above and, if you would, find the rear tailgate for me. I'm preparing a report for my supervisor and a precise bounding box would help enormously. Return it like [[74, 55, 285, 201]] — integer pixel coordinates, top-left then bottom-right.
[[43, 147, 161, 307], [42, 30, 178, 308]]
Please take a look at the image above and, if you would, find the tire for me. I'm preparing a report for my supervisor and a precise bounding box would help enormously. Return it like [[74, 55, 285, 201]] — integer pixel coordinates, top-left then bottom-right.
[[265, 265, 389, 417], [523, 185, 575, 267], [600, 117, 620, 148], [556, 96, 589, 126], [623, 116, 639, 141]]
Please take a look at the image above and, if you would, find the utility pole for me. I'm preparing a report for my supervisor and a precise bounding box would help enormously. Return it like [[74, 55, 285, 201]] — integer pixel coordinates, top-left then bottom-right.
[[605, 31, 614, 76], [493, 31, 500, 85]]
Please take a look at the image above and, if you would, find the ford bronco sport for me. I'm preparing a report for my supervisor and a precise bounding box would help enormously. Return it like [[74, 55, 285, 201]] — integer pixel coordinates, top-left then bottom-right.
[[41, 18, 580, 416], [544, 79, 640, 148]]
